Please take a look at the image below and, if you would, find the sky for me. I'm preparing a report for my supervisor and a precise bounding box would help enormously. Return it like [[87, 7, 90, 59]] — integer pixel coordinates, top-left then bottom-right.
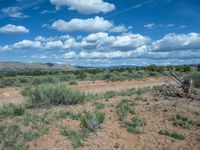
[[0, 0, 200, 67]]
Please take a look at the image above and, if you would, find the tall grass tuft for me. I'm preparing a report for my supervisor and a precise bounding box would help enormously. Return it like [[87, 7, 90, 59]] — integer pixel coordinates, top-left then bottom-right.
[[0, 103, 25, 118], [24, 83, 85, 108]]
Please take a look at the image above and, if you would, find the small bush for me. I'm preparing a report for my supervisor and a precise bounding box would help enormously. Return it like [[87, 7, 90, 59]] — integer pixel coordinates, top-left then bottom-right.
[[23, 111, 53, 126], [172, 114, 199, 129], [24, 83, 85, 108], [80, 111, 105, 132], [146, 64, 158, 72], [0, 103, 25, 118], [123, 117, 146, 134], [116, 99, 135, 120], [159, 129, 185, 140]]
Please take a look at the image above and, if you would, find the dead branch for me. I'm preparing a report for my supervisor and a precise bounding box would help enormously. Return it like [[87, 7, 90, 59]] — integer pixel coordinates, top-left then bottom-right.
[[165, 71, 193, 98]]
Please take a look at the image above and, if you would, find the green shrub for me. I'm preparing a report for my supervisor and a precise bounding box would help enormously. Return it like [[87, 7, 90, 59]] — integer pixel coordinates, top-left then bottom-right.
[[0, 103, 25, 118], [146, 64, 158, 72], [123, 117, 146, 134], [24, 83, 85, 107], [171, 114, 199, 129], [159, 129, 185, 140], [175, 66, 183, 72], [78, 71, 87, 80], [116, 99, 135, 120], [0, 115, 50, 149], [80, 111, 105, 132], [182, 66, 191, 72], [23, 111, 53, 126]]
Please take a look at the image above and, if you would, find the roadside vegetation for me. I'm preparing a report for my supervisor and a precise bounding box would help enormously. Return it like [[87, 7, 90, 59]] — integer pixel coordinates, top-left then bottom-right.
[[1, 64, 199, 89], [22, 83, 85, 108]]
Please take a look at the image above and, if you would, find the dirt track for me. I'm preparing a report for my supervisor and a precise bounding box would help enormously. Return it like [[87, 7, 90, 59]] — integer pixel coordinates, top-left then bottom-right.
[[0, 77, 169, 106], [72, 77, 169, 93]]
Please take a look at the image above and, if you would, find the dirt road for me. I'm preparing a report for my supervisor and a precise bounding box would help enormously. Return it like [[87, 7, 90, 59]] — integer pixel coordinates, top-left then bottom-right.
[[72, 77, 169, 93], [0, 77, 170, 106]]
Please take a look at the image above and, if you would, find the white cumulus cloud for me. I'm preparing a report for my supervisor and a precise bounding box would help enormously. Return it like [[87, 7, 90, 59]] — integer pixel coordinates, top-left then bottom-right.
[[80, 32, 151, 51], [152, 33, 200, 51], [0, 24, 29, 34], [51, 16, 127, 33], [50, 0, 115, 14]]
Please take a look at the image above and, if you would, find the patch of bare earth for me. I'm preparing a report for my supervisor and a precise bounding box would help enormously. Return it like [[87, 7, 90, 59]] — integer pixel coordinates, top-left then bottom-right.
[[0, 87, 24, 106], [28, 127, 74, 150]]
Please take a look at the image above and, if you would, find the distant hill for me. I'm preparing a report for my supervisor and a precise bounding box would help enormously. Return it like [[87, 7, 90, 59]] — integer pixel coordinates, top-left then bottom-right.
[[0, 62, 77, 72]]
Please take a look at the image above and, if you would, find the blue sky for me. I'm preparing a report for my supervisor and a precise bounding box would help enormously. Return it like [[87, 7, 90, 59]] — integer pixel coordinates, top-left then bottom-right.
[[0, 0, 200, 66]]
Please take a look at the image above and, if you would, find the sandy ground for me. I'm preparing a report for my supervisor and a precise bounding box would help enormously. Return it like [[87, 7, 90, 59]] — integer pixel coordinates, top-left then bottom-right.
[[0, 87, 25, 106], [0, 77, 199, 150]]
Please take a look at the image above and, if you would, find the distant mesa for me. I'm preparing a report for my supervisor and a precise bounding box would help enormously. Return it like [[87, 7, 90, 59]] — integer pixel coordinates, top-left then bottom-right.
[[0, 62, 77, 72]]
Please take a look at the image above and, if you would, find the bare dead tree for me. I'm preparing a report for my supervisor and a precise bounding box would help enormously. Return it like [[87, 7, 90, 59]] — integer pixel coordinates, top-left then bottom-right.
[[165, 71, 193, 98]]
